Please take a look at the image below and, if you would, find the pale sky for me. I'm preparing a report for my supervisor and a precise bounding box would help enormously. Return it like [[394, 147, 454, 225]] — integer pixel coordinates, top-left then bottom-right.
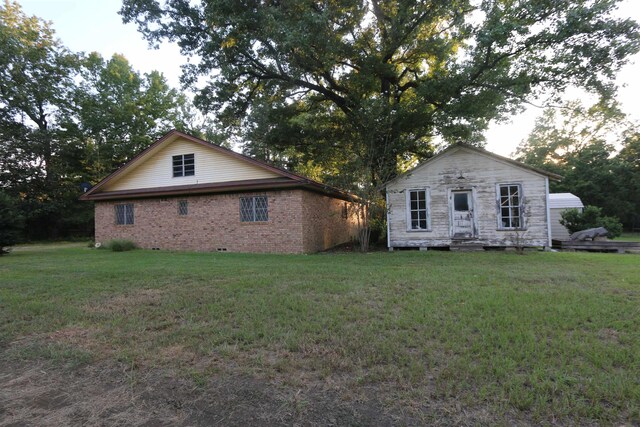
[[19, 0, 640, 157]]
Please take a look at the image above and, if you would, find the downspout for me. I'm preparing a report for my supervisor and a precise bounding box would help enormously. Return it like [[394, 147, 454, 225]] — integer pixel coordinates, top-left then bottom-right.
[[545, 177, 552, 249]]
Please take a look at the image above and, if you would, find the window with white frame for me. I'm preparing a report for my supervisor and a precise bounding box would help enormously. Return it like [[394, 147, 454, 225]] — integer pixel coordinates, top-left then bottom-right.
[[172, 154, 195, 177], [407, 188, 430, 230], [498, 184, 522, 229], [240, 196, 268, 222], [178, 200, 188, 216], [115, 203, 134, 225]]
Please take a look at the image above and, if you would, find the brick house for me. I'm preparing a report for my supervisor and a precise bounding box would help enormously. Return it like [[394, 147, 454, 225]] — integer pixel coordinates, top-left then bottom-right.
[[81, 130, 360, 253]]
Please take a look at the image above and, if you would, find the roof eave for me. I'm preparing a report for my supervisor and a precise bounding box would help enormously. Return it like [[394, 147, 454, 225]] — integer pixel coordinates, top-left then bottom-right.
[[81, 178, 358, 202]]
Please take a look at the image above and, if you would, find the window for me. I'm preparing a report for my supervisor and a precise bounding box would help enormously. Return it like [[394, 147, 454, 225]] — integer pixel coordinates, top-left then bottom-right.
[[178, 200, 188, 216], [115, 203, 134, 225], [498, 184, 522, 229], [407, 189, 430, 231], [172, 154, 195, 177], [453, 193, 469, 211], [240, 196, 268, 222]]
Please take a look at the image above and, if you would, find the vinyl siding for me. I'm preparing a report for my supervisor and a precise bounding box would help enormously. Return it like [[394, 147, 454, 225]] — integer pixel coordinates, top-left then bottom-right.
[[550, 209, 571, 240], [386, 147, 550, 247], [103, 137, 280, 191], [550, 207, 583, 240]]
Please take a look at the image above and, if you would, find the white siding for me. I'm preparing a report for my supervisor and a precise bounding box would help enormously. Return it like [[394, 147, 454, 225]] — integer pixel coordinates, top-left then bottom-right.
[[549, 193, 584, 209], [548, 194, 583, 240], [550, 206, 584, 240], [103, 137, 280, 191], [386, 147, 550, 247], [550, 209, 571, 240]]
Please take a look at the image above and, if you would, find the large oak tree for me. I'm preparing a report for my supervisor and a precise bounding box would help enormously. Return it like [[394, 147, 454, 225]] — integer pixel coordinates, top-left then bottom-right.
[[121, 0, 639, 188]]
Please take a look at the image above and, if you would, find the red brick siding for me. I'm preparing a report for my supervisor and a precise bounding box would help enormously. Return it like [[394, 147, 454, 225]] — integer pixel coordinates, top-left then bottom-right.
[[95, 190, 305, 253], [301, 192, 360, 252], [94, 189, 358, 253]]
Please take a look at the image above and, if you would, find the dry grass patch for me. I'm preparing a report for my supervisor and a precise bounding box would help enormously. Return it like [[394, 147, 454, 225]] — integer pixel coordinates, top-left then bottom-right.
[[84, 288, 166, 315]]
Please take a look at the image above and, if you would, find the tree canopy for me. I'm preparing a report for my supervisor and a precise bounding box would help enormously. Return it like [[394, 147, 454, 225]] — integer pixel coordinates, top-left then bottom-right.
[[515, 100, 640, 229], [0, 1, 211, 239], [121, 0, 640, 187]]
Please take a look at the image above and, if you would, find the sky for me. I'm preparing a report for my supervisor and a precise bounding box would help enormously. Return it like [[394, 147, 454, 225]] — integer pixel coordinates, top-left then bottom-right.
[[18, 0, 640, 157]]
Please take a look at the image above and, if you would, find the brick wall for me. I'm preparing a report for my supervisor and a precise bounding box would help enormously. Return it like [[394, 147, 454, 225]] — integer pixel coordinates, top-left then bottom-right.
[[301, 192, 360, 252], [94, 189, 359, 253], [95, 190, 304, 253]]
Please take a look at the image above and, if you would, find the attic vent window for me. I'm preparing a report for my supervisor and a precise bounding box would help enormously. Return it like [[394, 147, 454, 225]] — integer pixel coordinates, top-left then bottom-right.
[[173, 154, 195, 177]]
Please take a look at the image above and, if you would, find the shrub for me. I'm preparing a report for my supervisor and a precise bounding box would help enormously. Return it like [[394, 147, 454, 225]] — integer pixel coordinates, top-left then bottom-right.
[[0, 192, 24, 255], [104, 239, 137, 252], [560, 206, 623, 238]]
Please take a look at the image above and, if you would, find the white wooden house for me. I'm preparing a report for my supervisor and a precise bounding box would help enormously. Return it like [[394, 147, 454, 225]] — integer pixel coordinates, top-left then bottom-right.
[[384, 144, 561, 250], [549, 193, 584, 240]]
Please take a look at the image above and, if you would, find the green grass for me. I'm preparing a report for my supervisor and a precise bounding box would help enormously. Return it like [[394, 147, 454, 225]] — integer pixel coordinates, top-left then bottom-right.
[[1, 244, 639, 423], [615, 232, 640, 242]]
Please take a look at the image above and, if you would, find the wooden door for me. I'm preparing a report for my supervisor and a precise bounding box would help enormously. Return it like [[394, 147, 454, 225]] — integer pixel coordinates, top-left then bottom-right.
[[451, 190, 474, 239]]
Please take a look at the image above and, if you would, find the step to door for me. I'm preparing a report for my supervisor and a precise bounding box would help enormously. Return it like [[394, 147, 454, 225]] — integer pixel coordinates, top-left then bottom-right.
[[449, 244, 485, 252]]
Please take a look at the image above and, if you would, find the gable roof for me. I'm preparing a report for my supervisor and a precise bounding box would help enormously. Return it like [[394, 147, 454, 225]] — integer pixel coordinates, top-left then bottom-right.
[[384, 143, 562, 187], [80, 130, 356, 202]]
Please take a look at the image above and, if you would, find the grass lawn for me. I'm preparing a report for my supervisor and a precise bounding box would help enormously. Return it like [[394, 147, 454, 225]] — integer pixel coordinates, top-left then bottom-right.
[[615, 232, 640, 242], [1, 245, 638, 425]]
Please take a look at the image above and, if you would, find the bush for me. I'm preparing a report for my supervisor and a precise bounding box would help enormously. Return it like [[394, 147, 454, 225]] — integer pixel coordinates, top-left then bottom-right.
[[0, 192, 24, 255], [103, 239, 137, 252], [560, 206, 623, 238]]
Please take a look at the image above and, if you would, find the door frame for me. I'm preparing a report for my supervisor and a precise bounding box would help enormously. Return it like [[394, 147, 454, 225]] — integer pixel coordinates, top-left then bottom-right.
[[448, 188, 478, 239]]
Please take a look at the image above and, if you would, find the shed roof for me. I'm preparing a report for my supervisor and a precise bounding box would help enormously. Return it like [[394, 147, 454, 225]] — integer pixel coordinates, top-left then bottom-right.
[[549, 193, 584, 209]]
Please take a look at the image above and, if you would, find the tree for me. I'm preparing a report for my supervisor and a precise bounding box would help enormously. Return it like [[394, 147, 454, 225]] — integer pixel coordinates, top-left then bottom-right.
[[0, 191, 23, 254], [560, 206, 623, 238], [0, 0, 85, 239], [75, 53, 197, 180], [615, 129, 640, 228], [515, 100, 639, 230], [0, 2, 209, 240], [0, 0, 79, 185], [514, 100, 626, 170], [120, 0, 640, 189]]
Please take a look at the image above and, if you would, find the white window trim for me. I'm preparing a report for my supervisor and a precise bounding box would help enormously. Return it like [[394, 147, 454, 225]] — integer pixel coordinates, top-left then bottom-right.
[[496, 183, 525, 230], [405, 187, 431, 232], [172, 153, 195, 178]]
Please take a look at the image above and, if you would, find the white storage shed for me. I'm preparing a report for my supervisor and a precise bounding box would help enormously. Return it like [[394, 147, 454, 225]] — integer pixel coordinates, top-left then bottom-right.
[[549, 193, 584, 240]]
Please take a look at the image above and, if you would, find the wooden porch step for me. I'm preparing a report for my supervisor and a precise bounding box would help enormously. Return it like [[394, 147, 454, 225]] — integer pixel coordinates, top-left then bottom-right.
[[449, 244, 485, 252]]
